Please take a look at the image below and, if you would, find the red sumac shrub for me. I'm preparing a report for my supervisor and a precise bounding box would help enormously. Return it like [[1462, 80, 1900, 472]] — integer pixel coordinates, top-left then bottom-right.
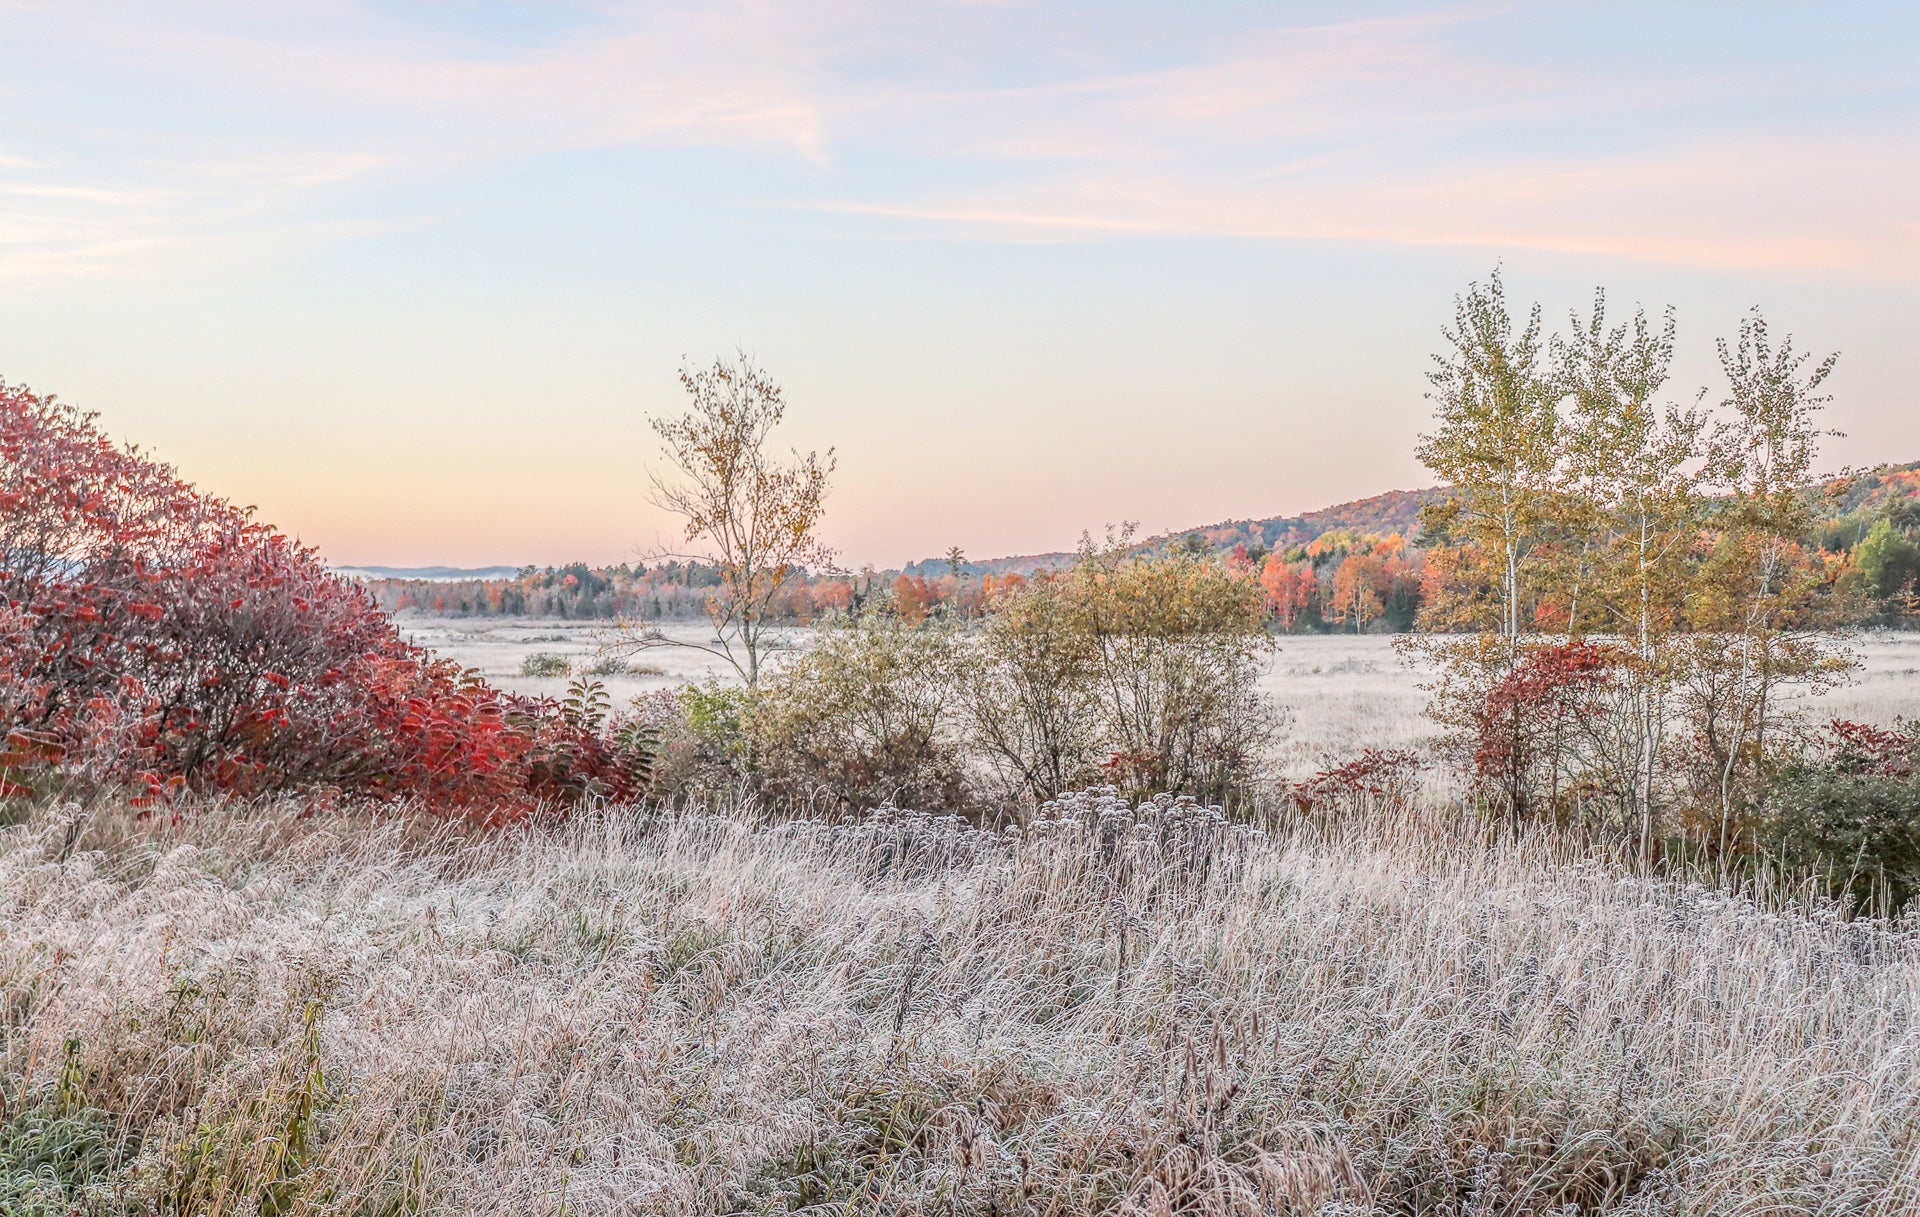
[[1813, 718, 1918, 779], [1472, 640, 1620, 822], [0, 380, 643, 813], [1290, 747, 1423, 814]]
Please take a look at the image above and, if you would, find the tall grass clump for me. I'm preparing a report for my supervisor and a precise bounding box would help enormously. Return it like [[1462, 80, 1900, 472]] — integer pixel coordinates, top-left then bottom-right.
[[2, 790, 1914, 1214]]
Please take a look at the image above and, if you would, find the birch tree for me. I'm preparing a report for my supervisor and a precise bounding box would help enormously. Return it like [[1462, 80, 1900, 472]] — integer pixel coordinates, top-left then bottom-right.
[[614, 354, 835, 688], [1416, 269, 1560, 649], [1686, 311, 1850, 851], [1554, 292, 1707, 850]]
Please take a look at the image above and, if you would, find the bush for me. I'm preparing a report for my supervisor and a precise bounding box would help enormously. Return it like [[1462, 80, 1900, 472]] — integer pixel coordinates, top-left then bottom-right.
[[519, 652, 573, 678], [1059, 546, 1280, 808], [1466, 639, 1621, 824], [0, 381, 640, 813], [519, 679, 659, 804], [581, 655, 666, 677], [630, 682, 755, 803], [631, 550, 1289, 818], [752, 616, 967, 812], [1763, 719, 1920, 911], [1290, 747, 1424, 816], [953, 578, 1104, 804]]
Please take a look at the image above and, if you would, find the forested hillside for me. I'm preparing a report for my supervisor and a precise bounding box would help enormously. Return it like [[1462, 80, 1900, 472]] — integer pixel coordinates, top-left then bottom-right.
[[358, 464, 1919, 632]]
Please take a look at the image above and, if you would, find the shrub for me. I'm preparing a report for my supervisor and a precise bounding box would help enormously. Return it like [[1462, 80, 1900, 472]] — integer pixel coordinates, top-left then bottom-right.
[[1469, 640, 1621, 823], [1290, 747, 1424, 816], [519, 652, 573, 678], [633, 549, 1289, 817], [953, 578, 1104, 804], [734, 550, 1285, 816], [519, 679, 658, 804], [630, 682, 755, 802], [751, 616, 967, 812], [0, 381, 637, 813], [581, 655, 666, 678], [1763, 718, 1920, 911], [1063, 546, 1280, 808]]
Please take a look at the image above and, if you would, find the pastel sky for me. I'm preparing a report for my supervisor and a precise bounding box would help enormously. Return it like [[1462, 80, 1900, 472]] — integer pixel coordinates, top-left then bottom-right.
[[2, 1, 1915, 568]]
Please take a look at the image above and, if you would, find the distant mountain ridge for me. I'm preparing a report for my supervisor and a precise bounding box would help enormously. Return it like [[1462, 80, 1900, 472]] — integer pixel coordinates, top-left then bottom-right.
[[335, 565, 525, 582], [906, 485, 1451, 576], [345, 462, 1919, 585], [1827, 460, 1920, 516], [911, 461, 1920, 577], [1158, 485, 1452, 555]]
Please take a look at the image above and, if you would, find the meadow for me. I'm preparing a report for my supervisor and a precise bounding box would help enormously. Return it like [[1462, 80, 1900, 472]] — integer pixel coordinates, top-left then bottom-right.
[[399, 617, 1920, 782], [6, 776, 1918, 1214]]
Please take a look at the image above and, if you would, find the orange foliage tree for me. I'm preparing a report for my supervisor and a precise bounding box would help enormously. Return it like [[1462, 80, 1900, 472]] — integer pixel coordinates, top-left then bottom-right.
[[1259, 556, 1316, 630]]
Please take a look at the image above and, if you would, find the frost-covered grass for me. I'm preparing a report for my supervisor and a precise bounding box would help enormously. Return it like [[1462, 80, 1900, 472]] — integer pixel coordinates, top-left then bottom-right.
[[398, 621, 1920, 783], [3, 793, 1917, 1215]]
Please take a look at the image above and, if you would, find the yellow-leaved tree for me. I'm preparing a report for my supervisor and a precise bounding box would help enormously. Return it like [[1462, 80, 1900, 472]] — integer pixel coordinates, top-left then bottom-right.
[[614, 353, 835, 688]]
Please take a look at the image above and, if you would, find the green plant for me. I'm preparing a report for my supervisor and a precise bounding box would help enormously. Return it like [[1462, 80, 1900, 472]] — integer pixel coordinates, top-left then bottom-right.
[[630, 681, 755, 801], [582, 655, 668, 678], [519, 652, 573, 678], [521, 679, 658, 803], [752, 616, 967, 812], [1763, 719, 1920, 911], [0, 1100, 124, 1213]]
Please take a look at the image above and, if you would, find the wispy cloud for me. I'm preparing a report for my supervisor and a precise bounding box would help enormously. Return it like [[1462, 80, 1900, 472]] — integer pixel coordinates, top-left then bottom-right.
[[0, 1, 1913, 281], [0, 1, 848, 280], [779, 4, 1914, 279], [819, 135, 1919, 277]]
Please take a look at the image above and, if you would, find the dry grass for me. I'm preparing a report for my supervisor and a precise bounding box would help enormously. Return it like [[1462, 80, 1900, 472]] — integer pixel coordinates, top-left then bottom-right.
[[3, 792, 1917, 1215]]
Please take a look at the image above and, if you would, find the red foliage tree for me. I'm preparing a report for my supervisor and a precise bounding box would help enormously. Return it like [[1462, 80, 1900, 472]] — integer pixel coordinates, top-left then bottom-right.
[[1328, 553, 1389, 631], [892, 573, 935, 623]]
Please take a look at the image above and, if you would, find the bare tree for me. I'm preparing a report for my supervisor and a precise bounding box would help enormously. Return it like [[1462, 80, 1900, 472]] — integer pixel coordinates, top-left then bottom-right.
[[613, 353, 835, 687]]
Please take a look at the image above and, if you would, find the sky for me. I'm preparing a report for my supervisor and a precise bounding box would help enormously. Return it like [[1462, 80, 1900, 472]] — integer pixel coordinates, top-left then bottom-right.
[[1, 1, 1916, 569]]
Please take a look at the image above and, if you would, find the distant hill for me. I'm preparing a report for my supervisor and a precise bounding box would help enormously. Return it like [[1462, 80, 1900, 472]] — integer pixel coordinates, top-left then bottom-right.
[[348, 463, 1920, 588], [912, 462, 1920, 578], [1825, 461, 1920, 516], [903, 551, 1079, 578], [1150, 485, 1452, 556], [335, 565, 525, 582], [907, 485, 1450, 576]]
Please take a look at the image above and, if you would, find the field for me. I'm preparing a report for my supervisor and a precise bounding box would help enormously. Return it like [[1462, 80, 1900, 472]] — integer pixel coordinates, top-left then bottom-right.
[[6, 786, 1917, 1214], [400, 618, 1920, 780], [8, 6, 1916, 1209]]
